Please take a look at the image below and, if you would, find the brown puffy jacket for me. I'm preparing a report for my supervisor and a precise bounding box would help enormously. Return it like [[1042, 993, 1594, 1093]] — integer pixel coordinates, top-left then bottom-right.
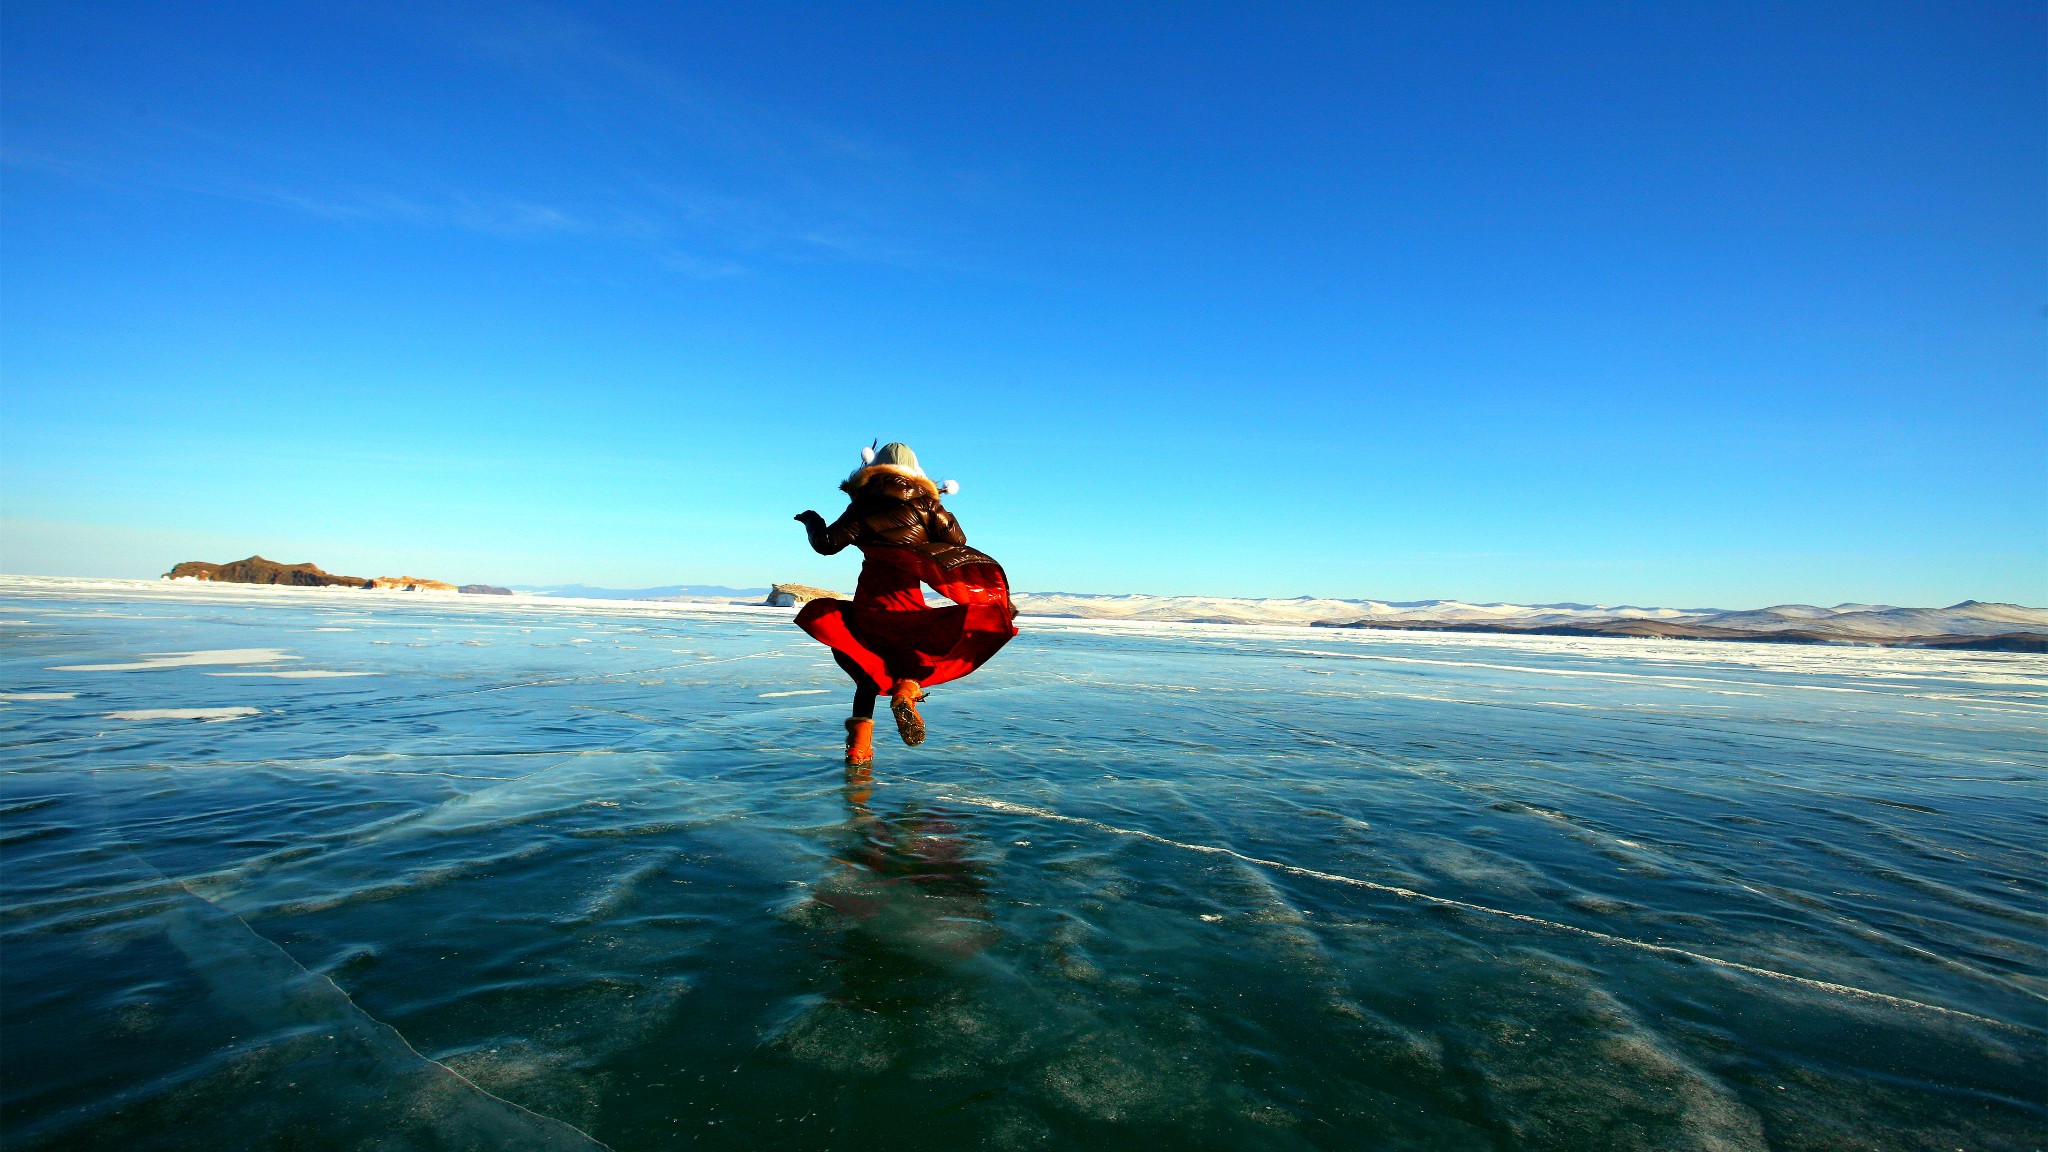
[[800, 465, 967, 554]]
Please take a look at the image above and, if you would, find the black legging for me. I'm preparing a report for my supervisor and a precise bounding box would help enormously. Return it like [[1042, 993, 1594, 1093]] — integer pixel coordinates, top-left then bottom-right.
[[833, 650, 879, 719]]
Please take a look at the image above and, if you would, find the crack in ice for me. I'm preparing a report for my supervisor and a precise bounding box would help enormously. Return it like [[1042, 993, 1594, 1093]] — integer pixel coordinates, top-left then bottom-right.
[[921, 787, 2036, 1036]]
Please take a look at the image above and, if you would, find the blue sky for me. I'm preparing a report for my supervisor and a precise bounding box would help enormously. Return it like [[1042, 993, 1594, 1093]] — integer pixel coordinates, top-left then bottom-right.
[[3, 1, 2041, 606]]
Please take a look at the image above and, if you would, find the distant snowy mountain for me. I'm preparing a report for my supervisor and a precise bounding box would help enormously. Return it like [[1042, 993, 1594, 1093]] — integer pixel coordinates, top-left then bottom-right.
[[513, 584, 769, 601], [1675, 601, 2048, 640], [497, 583, 2042, 650], [1007, 593, 2047, 650], [1008, 593, 1705, 628], [1008, 593, 1390, 627]]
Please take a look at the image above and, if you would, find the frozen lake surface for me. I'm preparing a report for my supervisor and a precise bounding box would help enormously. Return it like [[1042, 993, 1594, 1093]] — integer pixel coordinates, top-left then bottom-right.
[[2, 576, 2042, 1150]]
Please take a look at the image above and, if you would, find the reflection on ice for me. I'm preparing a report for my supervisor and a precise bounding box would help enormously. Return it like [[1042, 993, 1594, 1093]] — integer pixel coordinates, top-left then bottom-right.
[[802, 774, 999, 964]]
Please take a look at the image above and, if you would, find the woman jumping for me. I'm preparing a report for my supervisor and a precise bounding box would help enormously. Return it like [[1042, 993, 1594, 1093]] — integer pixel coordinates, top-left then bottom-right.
[[793, 442, 1018, 770]]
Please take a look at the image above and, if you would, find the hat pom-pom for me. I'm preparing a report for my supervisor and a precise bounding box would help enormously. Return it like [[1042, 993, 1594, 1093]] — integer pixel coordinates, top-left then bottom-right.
[[939, 479, 960, 496], [860, 445, 877, 464]]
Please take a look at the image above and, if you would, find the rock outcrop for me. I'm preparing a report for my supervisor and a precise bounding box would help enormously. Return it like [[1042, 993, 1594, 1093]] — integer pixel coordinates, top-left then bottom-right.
[[160, 557, 464, 593], [164, 556, 369, 588], [367, 576, 457, 592], [459, 585, 513, 596], [765, 583, 844, 607]]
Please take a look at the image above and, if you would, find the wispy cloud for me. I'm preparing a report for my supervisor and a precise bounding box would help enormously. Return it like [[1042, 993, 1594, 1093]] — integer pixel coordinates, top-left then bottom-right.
[[5, 1, 987, 276]]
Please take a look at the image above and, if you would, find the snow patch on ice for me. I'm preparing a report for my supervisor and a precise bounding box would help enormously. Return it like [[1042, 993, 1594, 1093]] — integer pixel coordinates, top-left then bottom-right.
[[106, 707, 260, 722], [53, 648, 299, 672], [208, 670, 378, 679]]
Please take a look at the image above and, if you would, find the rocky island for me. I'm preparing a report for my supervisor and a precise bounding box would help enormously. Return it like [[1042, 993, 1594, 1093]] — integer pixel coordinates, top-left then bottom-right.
[[165, 556, 489, 595], [165, 556, 370, 587]]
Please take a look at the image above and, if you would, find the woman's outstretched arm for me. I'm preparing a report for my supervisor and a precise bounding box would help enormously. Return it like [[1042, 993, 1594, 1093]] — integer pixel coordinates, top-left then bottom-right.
[[795, 506, 862, 555]]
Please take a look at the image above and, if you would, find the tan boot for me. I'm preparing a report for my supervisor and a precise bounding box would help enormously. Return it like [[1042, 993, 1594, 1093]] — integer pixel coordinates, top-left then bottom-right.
[[844, 717, 874, 768], [889, 680, 926, 747]]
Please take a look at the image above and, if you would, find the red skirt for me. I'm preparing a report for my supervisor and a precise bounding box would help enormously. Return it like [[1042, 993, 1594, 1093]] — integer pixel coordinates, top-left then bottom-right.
[[795, 545, 1017, 693]]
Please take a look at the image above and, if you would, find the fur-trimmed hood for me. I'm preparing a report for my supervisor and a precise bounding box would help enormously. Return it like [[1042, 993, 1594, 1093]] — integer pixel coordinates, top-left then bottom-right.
[[842, 464, 940, 500], [805, 463, 968, 557]]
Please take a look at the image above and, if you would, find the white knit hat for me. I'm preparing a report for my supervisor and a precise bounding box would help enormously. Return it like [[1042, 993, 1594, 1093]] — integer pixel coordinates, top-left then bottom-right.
[[859, 441, 958, 495], [865, 441, 923, 476]]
